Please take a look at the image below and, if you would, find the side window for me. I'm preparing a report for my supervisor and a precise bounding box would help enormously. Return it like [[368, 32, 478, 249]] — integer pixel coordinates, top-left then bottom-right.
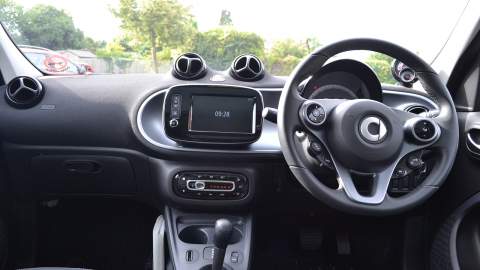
[[453, 60, 480, 111], [449, 32, 480, 111]]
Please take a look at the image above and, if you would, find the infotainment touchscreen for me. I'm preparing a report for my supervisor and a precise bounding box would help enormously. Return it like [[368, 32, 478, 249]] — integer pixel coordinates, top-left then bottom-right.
[[164, 85, 263, 144], [189, 95, 256, 134]]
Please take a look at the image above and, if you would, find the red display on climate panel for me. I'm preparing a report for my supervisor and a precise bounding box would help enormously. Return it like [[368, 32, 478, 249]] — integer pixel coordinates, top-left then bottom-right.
[[205, 182, 234, 190]]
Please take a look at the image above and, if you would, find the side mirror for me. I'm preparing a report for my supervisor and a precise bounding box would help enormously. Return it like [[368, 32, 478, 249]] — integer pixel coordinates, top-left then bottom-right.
[[77, 64, 87, 74]]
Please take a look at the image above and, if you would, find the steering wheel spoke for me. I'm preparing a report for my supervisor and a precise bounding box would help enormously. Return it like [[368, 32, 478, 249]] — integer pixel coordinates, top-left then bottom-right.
[[334, 159, 396, 205]]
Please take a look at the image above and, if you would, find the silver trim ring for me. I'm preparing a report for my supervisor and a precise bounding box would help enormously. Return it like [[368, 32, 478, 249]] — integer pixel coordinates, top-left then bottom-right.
[[406, 117, 441, 143], [359, 116, 388, 143]]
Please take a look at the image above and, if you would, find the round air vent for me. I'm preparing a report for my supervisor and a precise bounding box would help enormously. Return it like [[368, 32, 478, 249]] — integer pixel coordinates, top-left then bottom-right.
[[172, 53, 207, 80], [406, 105, 429, 115], [230, 54, 264, 81], [5, 76, 44, 108]]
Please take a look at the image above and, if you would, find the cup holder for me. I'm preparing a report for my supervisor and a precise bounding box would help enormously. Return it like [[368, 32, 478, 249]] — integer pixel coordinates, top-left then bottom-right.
[[178, 226, 209, 244], [228, 228, 242, 244], [178, 225, 243, 245]]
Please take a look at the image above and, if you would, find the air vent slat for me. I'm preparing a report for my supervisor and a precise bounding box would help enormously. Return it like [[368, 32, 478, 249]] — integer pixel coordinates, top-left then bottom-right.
[[172, 53, 207, 80], [5, 76, 44, 109], [230, 54, 264, 81], [406, 105, 429, 115]]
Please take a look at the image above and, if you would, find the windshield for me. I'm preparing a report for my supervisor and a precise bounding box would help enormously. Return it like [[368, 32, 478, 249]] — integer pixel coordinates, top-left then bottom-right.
[[0, 0, 469, 82]]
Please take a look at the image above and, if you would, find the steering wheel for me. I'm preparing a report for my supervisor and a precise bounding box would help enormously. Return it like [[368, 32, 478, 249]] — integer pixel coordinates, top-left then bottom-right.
[[278, 38, 459, 215]]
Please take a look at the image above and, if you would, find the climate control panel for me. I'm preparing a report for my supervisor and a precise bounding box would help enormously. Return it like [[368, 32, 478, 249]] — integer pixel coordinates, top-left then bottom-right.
[[173, 172, 249, 200]]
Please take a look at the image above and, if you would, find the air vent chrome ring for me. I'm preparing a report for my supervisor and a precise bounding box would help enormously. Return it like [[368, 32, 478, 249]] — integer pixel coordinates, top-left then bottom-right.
[[172, 53, 207, 80], [5, 76, 44, 108], [230, 54, 264, 81], [406, 105, 429, 115]]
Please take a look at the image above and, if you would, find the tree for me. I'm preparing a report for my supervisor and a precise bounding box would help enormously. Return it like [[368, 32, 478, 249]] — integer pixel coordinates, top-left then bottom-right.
[[0, 0, 24, 42], [192, 27, 265, 70], [113, 0, 197, 73], [82, 37, 107, 53], [96, 39, 135, 73], [365, 52, 396, 84], [2, 3, 102, 50], [219, 10, 233, 26], [266, 39, 312, 76], [306, 37, 321, 52], [19, 5, 86, 50]]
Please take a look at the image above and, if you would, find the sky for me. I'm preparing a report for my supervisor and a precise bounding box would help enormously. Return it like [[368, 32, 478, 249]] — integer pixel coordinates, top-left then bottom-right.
[[15, 0, 469, 62]]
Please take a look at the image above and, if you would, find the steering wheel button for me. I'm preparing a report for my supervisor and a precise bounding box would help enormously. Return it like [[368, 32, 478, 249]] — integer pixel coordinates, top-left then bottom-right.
[[305, 103, 326, 125], [171, 109, 180, 118], [414, 120, 435, 140], [407, 155, 423, 169], [172, 94, 182, 104], [394, 167, 408, 178], [309, 141, 323, 153], [169, 119, 179, 127]]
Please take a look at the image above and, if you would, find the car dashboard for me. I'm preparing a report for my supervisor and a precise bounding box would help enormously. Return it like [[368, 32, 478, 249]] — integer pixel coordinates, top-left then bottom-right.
[[0, 55, 437, 209]]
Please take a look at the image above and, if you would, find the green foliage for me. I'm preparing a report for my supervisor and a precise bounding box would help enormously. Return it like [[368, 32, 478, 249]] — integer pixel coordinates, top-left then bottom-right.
[[1, 3, 104, 50], [1, 1, 403, 78], [113, 0, 197, 72], [96, 38, 136, 72], [82, 37, 106, 53], [157, 47, 173, 61], [114, 0, 197, 48], [306, 37, 321, 52], [219, 10, 233, 26], [19, 5, 86, 50], [96, 39, 131, 59], [0, 0, 23, 41], [266, 38, 317, 76], [191, 27, 265, 70], [1, 0, 320, 75], [365, 52, 396, 84]]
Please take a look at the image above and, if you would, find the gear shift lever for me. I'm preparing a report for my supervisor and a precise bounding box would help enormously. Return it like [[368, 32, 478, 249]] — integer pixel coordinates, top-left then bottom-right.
[[212, 219, 233, 270]]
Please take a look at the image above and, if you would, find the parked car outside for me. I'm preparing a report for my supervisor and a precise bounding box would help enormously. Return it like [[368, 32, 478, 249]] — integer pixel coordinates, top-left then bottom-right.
[[18, 45, 90, 75]]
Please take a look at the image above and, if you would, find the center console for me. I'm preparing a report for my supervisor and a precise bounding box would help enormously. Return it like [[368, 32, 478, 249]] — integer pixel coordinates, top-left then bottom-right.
[[164, 207, 253, 270], [150, 160, 258, 269], [148, 85, 263, 270]]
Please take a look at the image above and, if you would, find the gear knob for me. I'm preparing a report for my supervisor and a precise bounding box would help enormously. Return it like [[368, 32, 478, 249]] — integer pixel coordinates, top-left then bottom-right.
[[211, 219, 233, 270], [213, 218, 233, 249]]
